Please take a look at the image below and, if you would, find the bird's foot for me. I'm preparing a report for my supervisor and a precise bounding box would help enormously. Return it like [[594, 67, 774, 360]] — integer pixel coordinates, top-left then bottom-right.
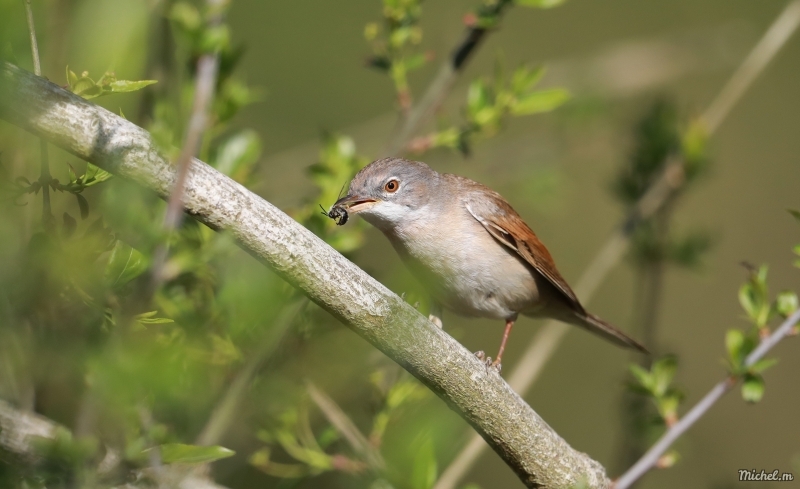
[[474, 351, 501, 373], [428, 314, 443, 329]]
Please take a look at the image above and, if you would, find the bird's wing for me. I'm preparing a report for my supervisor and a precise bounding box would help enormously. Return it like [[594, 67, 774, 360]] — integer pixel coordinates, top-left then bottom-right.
[[463, 184, 584, 313]]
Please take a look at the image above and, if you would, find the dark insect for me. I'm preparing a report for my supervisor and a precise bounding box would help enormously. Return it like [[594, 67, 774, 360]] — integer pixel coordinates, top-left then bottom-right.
[[320, 204, 348, 226]]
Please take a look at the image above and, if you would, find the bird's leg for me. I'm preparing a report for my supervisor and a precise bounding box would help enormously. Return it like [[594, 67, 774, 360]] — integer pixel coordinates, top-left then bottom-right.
[[491, 318, 515, 370], [428, 300, 443, 329]]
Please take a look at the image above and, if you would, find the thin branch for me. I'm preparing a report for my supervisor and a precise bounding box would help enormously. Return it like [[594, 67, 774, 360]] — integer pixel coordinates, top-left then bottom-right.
[[152, 0, 225, 285], [23, 0, 53, 226], [381, 0, 514, 157], [23, 0, 41, 76], [306, 381, 386, 471], [614, 308, 800, 488], [433, 2, 800, 486], [0, 62, 611, 489], [702, 0, 800, 134]]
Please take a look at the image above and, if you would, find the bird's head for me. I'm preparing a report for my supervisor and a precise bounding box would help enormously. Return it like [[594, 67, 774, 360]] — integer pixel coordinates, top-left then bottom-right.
[[329, 158, 439, 231]]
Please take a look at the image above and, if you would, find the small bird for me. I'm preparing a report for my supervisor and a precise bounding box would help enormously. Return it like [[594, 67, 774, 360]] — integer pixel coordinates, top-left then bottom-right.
[[328, 157, 647, 369]]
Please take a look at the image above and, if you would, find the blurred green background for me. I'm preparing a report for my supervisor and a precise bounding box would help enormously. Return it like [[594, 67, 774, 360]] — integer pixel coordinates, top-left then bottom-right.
[[0, 0, 798, 488]]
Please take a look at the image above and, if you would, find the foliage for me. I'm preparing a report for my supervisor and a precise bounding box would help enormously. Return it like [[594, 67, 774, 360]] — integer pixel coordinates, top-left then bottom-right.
[[365, 0, 429, 110], [65, 67, 157, 100], [411, 65, 570, 155], [726, 258, 798, 403]]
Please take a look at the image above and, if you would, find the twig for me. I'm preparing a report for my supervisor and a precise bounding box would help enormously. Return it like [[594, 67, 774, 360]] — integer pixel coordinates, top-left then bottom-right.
[[0, 63, 612, 488], [381, 0, 514, 157], [152, 0, 225, 285], [195, 299, 305, 446], [614, 308, 800, 488], [433, 2, 800, 486], [23, 0, 53, 226], [702, 0, 800, 134], [306, 381, 386, 471]]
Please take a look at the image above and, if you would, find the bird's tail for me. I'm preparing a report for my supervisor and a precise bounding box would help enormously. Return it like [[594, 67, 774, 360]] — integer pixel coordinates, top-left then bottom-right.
[[570, 312, 649, 354]]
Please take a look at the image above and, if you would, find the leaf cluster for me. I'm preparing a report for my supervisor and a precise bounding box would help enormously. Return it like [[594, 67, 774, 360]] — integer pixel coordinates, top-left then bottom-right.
[[365, 0, 428, 109], [416, 65, 570, 155]]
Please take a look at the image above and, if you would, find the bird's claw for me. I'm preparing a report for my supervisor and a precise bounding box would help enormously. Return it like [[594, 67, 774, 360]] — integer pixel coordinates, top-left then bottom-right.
[[474, 351, 501, 373]]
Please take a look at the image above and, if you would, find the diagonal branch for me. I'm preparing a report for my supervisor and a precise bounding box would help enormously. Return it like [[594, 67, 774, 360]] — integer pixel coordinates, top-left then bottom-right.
[[0, 61, 609, 489], [614, 308, 800, 488]]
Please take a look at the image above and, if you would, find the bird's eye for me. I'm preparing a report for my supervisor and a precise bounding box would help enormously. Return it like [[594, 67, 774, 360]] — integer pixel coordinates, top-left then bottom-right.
[[384, 179, 399, 193]]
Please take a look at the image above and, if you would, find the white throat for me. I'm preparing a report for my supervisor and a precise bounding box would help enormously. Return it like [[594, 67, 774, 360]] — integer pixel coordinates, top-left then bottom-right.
[[358, 201, 417, 232]]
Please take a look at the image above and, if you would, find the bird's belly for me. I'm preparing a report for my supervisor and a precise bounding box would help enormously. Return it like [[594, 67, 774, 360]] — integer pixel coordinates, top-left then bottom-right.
[[393, 227, 543, 320]]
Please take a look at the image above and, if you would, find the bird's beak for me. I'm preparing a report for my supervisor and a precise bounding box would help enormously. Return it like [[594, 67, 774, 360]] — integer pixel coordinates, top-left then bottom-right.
[[332, 194, 378, 214]]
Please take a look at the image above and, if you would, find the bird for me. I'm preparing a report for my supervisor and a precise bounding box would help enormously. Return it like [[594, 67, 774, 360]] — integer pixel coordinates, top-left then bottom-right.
[[327, 157, 647, 370]]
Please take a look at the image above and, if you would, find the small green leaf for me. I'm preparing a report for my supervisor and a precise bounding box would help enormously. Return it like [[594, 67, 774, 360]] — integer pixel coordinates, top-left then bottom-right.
[[511, 88, 570, 115], [725, 329, 744, 363], [515, 0, 567, 7], [651, 356, 677, 396], [774, 291, 798, 317], [741, 374, 765, 403], [749, 357, 778, 374], [72, 76, 102, 98], [467, 80, 490, 115], [105, 241, 149, 289], [155, 443, 235, 464], [66, 66, 78, 88], [76, 193, 89, 219], [108, 79, 158, 93], [738, 282, 762, 323], [629, 364, 653, 392]]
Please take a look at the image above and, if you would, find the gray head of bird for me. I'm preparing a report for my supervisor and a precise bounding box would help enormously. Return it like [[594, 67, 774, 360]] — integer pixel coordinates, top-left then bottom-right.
[[330, 158, 440, 232]]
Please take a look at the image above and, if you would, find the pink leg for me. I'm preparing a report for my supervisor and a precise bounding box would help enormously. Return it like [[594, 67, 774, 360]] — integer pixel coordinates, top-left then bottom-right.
[[492, 319, 515, 367]]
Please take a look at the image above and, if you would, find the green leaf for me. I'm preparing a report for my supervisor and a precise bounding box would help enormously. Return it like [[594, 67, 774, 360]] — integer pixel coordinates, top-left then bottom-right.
[[511, 88, 570, 115], [76, 193, 89, 219], [725, 329, 745, 364], [651, 356, 677, 396], [108, 79, 158, 93], [72, 76, 102, 98], [155, 443, 235, 464], [467, 80, 490, 115], [511, 66, 545, 93], [66, 66, 78, 88], [774, 291, 798, 317], [788, 209, 800, 221], [83, 164, 112, 186], [749, 357, 778, 374], [134, 311, 174, 326], [738, 282, 758, 320], [104, 241, 149, 289], [628, 364, 653, 391], [515, 0, 567, 8], [741, 374, 765, 403]]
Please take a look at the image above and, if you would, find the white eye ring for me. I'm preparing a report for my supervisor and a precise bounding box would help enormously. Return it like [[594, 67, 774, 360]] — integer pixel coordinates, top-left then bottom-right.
[[384, 179, 400, 193]]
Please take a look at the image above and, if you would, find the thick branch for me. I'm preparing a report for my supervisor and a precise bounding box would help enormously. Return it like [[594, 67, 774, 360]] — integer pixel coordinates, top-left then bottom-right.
[[0, 62, 609, 489]]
